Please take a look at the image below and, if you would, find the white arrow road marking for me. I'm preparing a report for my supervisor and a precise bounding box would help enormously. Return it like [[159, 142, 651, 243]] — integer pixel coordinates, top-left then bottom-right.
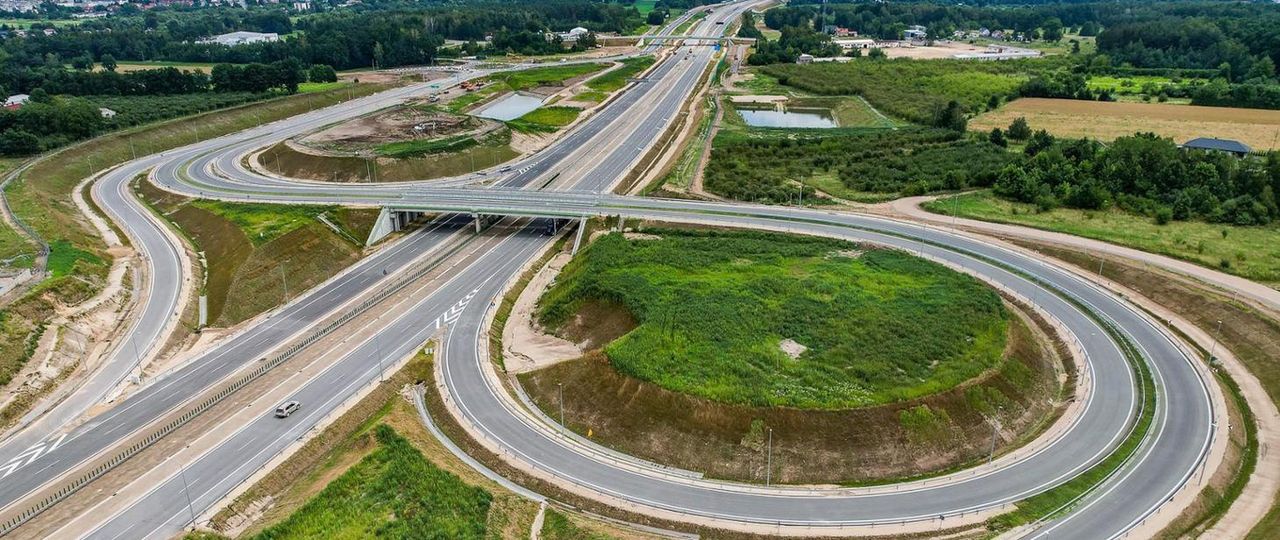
[[434, 288, 480, 330], [1, 433, 68, 479]]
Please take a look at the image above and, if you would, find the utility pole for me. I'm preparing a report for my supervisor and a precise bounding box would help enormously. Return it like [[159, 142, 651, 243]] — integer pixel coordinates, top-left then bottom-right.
[[1096, 255, 1105, 278], [558, 382, 565, 429], [765, 427, 773, 486]]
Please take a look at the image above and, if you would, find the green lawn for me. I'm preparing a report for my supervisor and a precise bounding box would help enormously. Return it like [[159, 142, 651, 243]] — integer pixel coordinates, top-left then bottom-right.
[[247, 425, 492, 539], [0, 18, 82, 28], [631, 0, 661, 15], [507, 106, 581, 133], [924, 191, 1280, 286], [298, 81, 353, 94], [491, 63, 608, 92], [539, 229, 1008, 409], [760, 58, 1045, 124], [189, 201, 334, 246], [376, 135, 477, 158], [585, 56, 656, 93]]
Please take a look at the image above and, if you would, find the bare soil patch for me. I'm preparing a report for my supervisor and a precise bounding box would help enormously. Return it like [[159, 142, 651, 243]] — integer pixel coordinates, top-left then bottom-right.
[[971, 98, 1280, 150], [518, 304, 1067, 485], [298, 106, 497, 154]]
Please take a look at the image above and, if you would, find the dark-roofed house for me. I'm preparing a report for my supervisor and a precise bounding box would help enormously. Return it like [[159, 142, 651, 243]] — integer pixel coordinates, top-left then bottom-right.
[[1182, 137, 1252, 157]]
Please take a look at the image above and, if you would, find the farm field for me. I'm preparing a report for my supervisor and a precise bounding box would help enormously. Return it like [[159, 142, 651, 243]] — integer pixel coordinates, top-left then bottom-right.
[[103, 61, 221, 73], [970, 98, 1280, 151], [924, 191, 1280, 287], [537, 229, 1010, 409]]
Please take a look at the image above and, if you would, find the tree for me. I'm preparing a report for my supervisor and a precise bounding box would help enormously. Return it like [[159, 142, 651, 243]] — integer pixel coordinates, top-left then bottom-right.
[[1079, 21, 1100, 37], [100, 54, 117, 72], [989, 128, 1007, 147], [308, 64, 338, 83], [1024, 129, 1056, 156], [70, 54, 93, 71], [932, 100, 966, 132], [1007, 117, 1032, 140], [647, 9, 666, 26], [1042, 18, 1064, 42], [28, 88, 50, 104], [0, 129, 40, 156], [867, 47, 887, 60]]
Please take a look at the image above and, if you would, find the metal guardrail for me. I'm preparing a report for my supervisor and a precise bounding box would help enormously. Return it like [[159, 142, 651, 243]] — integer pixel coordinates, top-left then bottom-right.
[[0, 225, 478, 536]]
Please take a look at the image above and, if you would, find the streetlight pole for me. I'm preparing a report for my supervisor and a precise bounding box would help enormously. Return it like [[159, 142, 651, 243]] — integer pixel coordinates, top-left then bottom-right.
[[987, 406, 1003, 465], [765, 427, 773, 486], [557, 382, 565, 432], [179, 464, 197, 527], [279, 265, 289, 302], [1207, 319, 1223, 362]]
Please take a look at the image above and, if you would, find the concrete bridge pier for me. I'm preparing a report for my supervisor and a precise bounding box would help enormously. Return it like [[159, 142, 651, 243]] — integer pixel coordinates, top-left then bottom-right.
[[366, 207, 426, 246], [571, 216, 587, 255]]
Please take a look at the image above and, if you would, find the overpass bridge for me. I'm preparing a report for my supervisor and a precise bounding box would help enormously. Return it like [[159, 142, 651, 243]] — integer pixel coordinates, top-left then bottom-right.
[[598, 34, 756, 47]]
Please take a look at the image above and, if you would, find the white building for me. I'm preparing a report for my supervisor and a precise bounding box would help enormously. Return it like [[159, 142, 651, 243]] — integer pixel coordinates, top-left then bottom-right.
[[547, 26, 590, 43], [796, 53, 814, 64], [834, 38, 876, 50], [198, 31, 280, 47], [903, 24, 927, 41], [99, 107, 116, 118]]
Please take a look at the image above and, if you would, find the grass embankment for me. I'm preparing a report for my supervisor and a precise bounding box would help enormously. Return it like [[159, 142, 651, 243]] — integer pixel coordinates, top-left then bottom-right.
[[521, 309, 1063, 484], [924, 191, 1280, 286], [1014, 242, 1262, 537], [969, 98, 1280, 151], [585, 57, 656, 94], [0, 158, 34, 267], [249, 425, 493, 538], [508, 106, 582, 133], [261, 131, 518, 183], [135, 179, 376, 326], [0, 82, 392, 400], [492, 63, 609, 92], [538, 229, 1009, 409]]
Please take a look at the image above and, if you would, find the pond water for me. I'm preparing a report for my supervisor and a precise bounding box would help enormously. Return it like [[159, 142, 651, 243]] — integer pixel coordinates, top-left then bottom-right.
[[474, 92, 545, 121], [736, 105, 838, 129]]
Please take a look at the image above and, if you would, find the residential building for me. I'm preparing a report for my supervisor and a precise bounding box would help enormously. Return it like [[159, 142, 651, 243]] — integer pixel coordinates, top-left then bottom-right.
[[197, 31, 280, 46], [796, 53, 814, 64], [4, 94, 30, 109], [1182, 137, 1252, 157]]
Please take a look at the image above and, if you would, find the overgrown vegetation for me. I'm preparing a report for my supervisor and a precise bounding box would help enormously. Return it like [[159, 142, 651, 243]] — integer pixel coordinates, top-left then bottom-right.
[[248, 425, 492, 539], [538, 229, 1008, 409], [760, 59, 1037, 125], [705, 125, 1009, 203], [990, 131, 1280, 226]]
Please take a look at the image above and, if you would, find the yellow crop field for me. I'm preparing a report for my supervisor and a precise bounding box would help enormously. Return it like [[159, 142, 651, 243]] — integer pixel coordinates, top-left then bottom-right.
[[971, 98, 1280, 151]]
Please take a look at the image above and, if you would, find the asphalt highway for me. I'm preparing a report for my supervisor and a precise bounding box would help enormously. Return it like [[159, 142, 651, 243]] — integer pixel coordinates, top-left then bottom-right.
[[0, 1, 1219, 538]]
